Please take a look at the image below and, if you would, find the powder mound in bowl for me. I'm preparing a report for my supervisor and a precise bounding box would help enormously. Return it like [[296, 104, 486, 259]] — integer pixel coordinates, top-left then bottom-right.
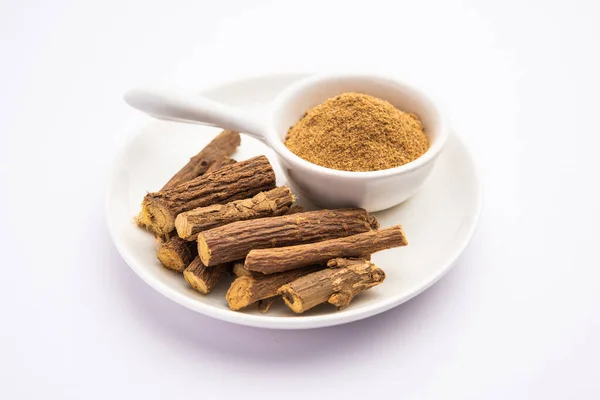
[[284, 93, 430, 172]]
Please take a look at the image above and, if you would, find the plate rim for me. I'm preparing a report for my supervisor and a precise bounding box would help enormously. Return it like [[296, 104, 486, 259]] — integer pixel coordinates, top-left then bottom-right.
[[105, 73, 483, 329]]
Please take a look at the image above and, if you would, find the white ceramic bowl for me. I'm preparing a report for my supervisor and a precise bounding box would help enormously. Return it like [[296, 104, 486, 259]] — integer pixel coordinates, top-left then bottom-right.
[[268, 74, 449, 211], [125, 74, 449, 211]]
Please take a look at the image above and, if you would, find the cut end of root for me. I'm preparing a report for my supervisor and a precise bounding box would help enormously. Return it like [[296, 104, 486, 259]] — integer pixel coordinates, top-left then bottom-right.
[[232, 262, 252, 278], [134, 212, 150, 229], [225, 277, 254, 310], [144, 199, 175, 235], [395, 225, 408, 246], [278, 286, 304, 313], [183, 269, 209, 294], [157, 247, 186, 272], [174, 214, 192, 240], [197, 235, 212, 266], [372, 268, 386, 283]]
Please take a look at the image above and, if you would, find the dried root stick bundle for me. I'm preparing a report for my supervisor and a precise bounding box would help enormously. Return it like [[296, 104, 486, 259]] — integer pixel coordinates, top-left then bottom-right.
[[226, 267, 321, 311], [183, 257, 229, 295], [139, 156, 276, 236], [157, 236, 198, 272], [278, 258, 385, 313], [136, 131, 240, 232], [138, 130, 240, 226], [198, 208, 379, 266], [245, 225, 407, 274], [175, 187, 295, 241]]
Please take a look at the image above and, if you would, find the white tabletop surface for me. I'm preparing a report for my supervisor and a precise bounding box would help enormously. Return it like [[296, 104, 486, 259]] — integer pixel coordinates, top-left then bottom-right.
[[1, 0, 599, 398]]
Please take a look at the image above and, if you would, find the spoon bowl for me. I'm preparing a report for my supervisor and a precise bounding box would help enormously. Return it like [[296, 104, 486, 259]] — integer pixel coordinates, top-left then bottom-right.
[[124, 74, 449, 211]]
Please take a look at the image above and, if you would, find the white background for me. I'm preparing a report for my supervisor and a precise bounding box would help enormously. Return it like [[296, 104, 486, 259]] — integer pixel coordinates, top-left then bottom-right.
[[1, 0, 599, 398]]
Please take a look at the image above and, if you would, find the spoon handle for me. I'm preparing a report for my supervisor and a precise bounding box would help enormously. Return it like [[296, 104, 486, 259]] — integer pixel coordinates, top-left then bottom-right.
[[124, 88, 267, 142]]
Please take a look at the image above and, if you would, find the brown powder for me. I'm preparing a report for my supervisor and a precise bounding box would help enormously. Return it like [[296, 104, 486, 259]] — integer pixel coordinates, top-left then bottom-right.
[[284, 93, 430, 172]]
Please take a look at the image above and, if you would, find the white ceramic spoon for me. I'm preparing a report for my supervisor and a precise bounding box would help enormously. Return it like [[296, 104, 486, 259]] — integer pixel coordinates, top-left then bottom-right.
[[124, 74, 449, 212], [124, 88, 267, 142]]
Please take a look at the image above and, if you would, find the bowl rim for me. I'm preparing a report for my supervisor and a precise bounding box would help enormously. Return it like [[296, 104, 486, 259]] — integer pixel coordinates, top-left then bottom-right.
[[265, 73, 450, 179]]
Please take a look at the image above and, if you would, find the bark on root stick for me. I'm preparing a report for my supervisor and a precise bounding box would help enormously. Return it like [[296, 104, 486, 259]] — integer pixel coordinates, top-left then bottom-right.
[[245, 225, 407, 274], [204, 156, 236, 174], [183, 257, 229, 295], [325, 258, 384, 309], [139, 155, 276, 236], [157, 236, 197, 272], [226, 266, 321, 311], [278, 258, 386, 313], [197, 208, 379, 266], [162, 130, 240, 190], [175, 187, 295, 241]]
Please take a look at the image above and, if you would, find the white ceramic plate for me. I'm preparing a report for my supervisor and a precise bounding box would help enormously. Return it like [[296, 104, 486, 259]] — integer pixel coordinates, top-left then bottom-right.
[[106, 74, 482, 329]]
